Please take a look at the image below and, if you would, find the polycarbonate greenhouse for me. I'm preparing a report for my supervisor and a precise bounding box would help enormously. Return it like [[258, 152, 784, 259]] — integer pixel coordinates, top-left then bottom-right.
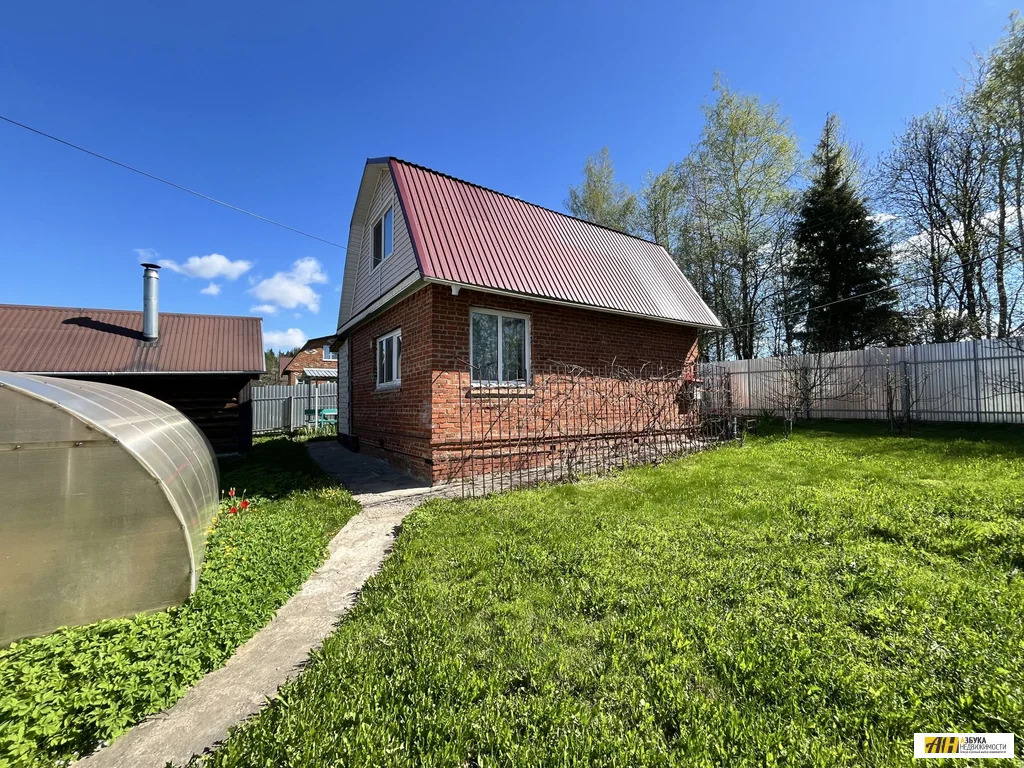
[[0, 372, 219, 645]]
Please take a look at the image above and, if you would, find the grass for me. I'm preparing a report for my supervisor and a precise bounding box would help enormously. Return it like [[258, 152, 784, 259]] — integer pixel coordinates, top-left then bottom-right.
[[0, 438, 358, 768], [201, 422, 1024, 767]]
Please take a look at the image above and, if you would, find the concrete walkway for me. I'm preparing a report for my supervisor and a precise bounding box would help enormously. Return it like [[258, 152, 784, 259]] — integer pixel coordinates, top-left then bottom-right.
[[78, 443, 454, 768]]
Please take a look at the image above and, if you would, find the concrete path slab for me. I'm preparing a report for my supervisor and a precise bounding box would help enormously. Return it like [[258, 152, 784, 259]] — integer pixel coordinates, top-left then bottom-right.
[[77, 442, 455, 768]]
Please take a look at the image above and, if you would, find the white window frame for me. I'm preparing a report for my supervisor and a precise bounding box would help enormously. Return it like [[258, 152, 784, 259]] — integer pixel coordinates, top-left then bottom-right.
[[322, 344, 337, 362], [469, 307, 531, 386], [371, 206, 394, 269], [375, 328, 401, 389]]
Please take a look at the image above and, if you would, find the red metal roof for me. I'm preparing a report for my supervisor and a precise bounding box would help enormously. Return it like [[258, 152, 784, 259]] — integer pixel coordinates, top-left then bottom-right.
[[389, 159, 721, 328], [0, 304, 264, 374]]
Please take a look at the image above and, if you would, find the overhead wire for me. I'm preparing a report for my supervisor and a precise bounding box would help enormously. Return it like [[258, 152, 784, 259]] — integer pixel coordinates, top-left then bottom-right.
[[2, 113, 994, 340], [702, 249, 991, 334], [0, 114, 347, 250]]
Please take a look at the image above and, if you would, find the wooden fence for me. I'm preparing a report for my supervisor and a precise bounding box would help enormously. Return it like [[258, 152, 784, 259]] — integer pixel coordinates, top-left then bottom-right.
[[708, 339, 1024, 424], [251, 381, 338, 435]]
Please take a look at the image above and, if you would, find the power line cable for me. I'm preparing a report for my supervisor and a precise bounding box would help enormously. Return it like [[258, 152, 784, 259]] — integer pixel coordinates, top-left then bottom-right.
[[0, 114, 347, 250], [1, 113, 996, 337], [706, 253, 991, 334]]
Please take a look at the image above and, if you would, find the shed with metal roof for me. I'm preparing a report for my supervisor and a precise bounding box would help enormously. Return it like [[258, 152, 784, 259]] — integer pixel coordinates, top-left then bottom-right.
[[0, 267, 264, 452]]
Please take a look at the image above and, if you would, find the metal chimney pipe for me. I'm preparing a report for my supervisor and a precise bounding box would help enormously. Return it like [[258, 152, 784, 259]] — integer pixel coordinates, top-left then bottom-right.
[[141, 263, 160, 341]]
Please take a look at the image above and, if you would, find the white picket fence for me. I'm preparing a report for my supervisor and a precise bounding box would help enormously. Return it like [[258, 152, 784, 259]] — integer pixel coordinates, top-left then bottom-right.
[[251, 381, 339, 435], [709, 339, 1024, 424]]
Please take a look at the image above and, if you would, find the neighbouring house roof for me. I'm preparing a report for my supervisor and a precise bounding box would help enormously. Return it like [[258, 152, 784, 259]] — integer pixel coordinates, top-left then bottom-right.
[[385, 158, 721, 329], [0, 304, 264, 374], [281, 335, 338, 376], [301, 368, 336, 379], [301, 334, 336, 348]]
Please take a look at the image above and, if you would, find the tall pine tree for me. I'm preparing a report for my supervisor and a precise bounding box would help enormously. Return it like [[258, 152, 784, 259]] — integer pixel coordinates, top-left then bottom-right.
[[790, 115, 902, 352]]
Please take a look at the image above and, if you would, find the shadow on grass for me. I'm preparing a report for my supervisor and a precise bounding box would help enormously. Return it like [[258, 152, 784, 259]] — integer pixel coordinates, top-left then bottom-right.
[[220, 437, 336, 499]]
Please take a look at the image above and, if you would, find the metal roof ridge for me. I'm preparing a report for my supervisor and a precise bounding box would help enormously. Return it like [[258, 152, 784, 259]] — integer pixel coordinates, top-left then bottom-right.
[[386, 157, 668, 250], [0, 303, 264, 321]]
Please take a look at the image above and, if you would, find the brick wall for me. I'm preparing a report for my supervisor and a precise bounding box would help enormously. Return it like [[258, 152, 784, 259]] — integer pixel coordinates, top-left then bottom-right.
[[283, 345, 338, 385], [349, 286, 434, 479], [347, 284, 701, 483], [427, 285, 700, 482]]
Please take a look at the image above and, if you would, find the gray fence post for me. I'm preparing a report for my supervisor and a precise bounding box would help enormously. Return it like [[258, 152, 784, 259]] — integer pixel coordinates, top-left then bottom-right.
[[901, 360, 911, 424], [972, 340, 982, 423]]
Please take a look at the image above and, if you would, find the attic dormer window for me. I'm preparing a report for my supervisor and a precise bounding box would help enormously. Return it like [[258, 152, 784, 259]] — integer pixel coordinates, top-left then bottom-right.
[[372, 207, 394, 268]]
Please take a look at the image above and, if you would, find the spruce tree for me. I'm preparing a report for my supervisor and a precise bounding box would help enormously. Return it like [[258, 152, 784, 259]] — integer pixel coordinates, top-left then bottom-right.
[[790, 115, 902, 352]]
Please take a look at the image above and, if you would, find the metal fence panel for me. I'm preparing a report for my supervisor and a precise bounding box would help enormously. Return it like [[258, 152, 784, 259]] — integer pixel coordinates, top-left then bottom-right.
[[705, 339, 1024, 424], [251, 382, 338, 434]]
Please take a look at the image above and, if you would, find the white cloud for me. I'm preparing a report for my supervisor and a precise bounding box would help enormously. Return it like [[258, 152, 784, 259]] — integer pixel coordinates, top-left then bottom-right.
[[263, 327, 307, 350], [200, 282, 221, 296], [250, 304, 278, 315], [249, 257, 328, 313], [134, 247, 159, 262], [160, 253, 252, 281]]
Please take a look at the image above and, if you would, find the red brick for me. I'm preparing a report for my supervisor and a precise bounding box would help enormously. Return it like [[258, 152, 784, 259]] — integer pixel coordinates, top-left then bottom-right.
[[347, 284, 699, 484]]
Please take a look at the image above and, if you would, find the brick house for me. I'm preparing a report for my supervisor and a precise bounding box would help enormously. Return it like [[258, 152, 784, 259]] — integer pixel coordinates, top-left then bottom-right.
[[280, 334, 338, 385], [334, 158, 721, 483]]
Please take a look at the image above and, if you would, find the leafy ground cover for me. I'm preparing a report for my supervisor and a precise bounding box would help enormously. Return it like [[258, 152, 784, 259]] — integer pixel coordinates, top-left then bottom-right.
[[0, 437, 358, 768], [202, 423, 1024, 767]]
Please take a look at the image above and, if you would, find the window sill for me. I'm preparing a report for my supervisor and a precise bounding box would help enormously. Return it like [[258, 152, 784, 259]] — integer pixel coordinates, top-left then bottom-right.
[[465, 387, 536, 399], [374, 383, 401, 394]]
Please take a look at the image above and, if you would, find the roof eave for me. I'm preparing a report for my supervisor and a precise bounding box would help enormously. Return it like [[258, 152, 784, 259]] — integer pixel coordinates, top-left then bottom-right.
[[422, 278, 724, 330], [24, 370, 265, 376]]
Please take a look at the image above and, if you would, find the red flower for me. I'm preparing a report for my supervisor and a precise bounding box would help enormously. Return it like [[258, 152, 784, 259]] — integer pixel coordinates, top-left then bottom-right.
[[240, 500, 250, 509], [228, 488, 236, 498], [229, 506, 238, 515]]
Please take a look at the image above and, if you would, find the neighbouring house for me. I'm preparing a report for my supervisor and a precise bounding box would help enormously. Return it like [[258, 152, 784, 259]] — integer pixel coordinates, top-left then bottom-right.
[[0, 265, 264, 453], [280, 334, 338, 385], [334, 158, 722, 483]]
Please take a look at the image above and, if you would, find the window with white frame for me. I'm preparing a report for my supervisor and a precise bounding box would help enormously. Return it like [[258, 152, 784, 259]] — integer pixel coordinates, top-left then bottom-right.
[[322, 344, 337, 361], [372, 207, 394, 268], [375, 328, 401, 387], [470, 308, 529, 385]]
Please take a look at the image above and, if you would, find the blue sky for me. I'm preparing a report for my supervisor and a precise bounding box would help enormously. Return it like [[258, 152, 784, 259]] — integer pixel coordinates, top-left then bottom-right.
[[0, 0, 1018, 350]]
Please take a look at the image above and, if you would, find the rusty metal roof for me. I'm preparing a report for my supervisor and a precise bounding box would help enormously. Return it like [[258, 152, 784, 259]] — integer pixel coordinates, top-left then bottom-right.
[[0, 304, 264, 374], [388, 159, 721, 328]]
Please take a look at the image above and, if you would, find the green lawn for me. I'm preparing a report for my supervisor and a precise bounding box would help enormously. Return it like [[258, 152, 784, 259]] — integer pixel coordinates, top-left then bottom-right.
[[0, 438, 358, 768], [201, 423, 1024, 767]]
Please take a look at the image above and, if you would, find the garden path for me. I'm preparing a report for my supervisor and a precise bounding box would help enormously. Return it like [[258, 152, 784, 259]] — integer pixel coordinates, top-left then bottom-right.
[[77, 442, 455, 768]]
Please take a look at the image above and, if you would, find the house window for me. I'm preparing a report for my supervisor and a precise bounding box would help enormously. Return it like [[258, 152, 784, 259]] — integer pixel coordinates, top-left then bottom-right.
[[322, 344, 337, 362], [372, 207, 394, 268], [375, 328, 401, 388], [470, 309, 529, 385]]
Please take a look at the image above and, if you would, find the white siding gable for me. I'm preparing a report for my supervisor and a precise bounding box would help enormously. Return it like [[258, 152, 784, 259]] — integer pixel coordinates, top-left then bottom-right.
[[337, 162, 420, 330]]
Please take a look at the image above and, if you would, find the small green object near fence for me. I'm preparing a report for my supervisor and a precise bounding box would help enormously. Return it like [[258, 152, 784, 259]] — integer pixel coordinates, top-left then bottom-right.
[[304, 408, 338, 424]]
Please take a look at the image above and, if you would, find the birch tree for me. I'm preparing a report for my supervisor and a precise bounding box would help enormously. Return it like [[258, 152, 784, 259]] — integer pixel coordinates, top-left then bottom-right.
[[677, 77, 800, 360], [565, 147, 637, 232]]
